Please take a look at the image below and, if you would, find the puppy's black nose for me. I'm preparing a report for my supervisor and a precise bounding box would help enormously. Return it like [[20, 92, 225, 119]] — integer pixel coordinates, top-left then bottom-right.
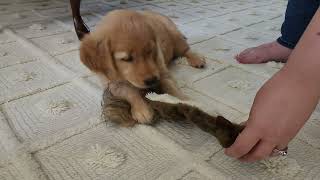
[[144, 76, 159, 87]]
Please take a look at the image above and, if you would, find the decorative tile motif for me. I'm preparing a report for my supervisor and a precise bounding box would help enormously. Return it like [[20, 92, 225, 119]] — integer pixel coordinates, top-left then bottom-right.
[[31, 32, 79, 55], [0, 41, 41, 68], [0, 61, 71, 103], [35, 124, 182, 180], [12, 20, 69, 39], [81, 144, 127, 172], [4, 83, 100, 141]]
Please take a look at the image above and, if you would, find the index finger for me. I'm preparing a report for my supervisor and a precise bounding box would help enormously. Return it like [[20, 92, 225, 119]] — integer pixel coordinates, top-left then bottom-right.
[[224, 126, 260, 159]]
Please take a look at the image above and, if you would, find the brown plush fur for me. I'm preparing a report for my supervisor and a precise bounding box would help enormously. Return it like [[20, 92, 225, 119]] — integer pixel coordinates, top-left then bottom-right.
[[102, 89, 245, 148], [80, 10, 205, 125]]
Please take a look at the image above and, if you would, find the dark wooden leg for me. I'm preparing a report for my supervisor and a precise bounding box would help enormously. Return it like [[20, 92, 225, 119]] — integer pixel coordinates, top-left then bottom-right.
[[70, 0, 90, 40]]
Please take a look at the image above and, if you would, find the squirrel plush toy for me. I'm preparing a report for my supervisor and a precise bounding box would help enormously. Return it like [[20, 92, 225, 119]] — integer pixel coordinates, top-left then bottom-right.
[[101, 88, 245, 148]]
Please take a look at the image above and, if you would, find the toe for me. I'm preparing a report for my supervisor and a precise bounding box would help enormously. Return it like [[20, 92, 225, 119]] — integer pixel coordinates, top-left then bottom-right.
[[236, 48, 252, 63], [236, 47, 266, 64]]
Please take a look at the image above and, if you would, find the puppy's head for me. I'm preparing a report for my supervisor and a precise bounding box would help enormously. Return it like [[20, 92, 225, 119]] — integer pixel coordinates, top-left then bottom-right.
[[80, 10, 161, 89]]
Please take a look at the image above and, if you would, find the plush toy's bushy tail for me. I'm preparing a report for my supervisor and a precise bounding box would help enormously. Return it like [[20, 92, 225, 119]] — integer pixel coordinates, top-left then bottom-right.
[[102, 89, 244, 148], [148, 99, 244, 148]]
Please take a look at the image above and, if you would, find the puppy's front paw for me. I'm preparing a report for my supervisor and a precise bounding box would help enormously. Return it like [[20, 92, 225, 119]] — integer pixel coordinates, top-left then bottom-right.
[[188, 54, 206, 69], [131, 103, 154, 124]]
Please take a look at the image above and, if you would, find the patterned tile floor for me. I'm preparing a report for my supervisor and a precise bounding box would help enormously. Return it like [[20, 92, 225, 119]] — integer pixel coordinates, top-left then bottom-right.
[[0, 0, 320, 179]]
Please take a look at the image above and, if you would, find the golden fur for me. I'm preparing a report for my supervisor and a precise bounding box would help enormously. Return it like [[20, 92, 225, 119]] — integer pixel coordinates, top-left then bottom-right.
[[80, 10, 205, 124]]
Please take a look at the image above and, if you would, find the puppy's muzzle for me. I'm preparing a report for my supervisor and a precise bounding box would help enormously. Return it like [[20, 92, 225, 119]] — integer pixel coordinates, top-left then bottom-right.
[[144, 76, 159, 87]]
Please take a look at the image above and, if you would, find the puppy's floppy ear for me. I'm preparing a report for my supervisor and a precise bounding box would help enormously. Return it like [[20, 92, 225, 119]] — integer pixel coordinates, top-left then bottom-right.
[[155, 38, 169, 74], [80, 35, 117, 78]]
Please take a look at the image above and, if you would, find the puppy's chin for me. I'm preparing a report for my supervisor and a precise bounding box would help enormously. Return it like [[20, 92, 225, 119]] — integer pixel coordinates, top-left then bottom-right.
[[128, 80, 160, 91], [127, 80, 148, 89]]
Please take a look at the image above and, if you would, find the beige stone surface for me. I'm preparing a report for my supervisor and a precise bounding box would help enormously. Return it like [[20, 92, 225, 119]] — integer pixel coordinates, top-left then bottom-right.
[[1, 0, 320, 179]]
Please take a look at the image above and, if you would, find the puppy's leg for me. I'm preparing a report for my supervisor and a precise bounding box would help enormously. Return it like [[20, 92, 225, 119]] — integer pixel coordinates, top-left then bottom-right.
[[154, 38, 188, 100], [160, 74, 188, 100], [170, 29, 206, 69], [184, 50, 206, 69], [108, 81, 154, 124]]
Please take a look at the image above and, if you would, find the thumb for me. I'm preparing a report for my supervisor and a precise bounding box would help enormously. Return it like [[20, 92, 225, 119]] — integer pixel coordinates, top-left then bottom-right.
[[225, 125, 260, 159]]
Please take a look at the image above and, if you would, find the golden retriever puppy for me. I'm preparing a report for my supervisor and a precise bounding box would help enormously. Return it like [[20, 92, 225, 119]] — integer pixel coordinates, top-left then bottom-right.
[[80, 9, 205, 124]]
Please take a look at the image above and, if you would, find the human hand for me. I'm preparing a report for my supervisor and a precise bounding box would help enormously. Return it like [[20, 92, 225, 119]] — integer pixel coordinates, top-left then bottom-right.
[[225, 70, 319, 162]]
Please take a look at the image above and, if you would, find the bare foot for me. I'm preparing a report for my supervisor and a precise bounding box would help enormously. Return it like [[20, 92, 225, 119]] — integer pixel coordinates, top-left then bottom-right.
[[235, 41, 292, 64]]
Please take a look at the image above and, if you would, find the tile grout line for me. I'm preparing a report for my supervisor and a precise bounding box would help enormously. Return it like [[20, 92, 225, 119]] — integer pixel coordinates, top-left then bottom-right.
[[25, 117, 104, 153], [0, 59, 37, 70], [187, 86, 248, 115], [190, 63, 231, 83], [0, 82, 69, 105], [4, 29, 78, 78], [0, 106, 49, 180]]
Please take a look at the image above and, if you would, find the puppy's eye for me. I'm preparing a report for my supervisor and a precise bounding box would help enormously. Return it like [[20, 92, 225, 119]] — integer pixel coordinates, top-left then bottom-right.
[[121, 55, 133, 62], [146, 49, 152, 55]]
